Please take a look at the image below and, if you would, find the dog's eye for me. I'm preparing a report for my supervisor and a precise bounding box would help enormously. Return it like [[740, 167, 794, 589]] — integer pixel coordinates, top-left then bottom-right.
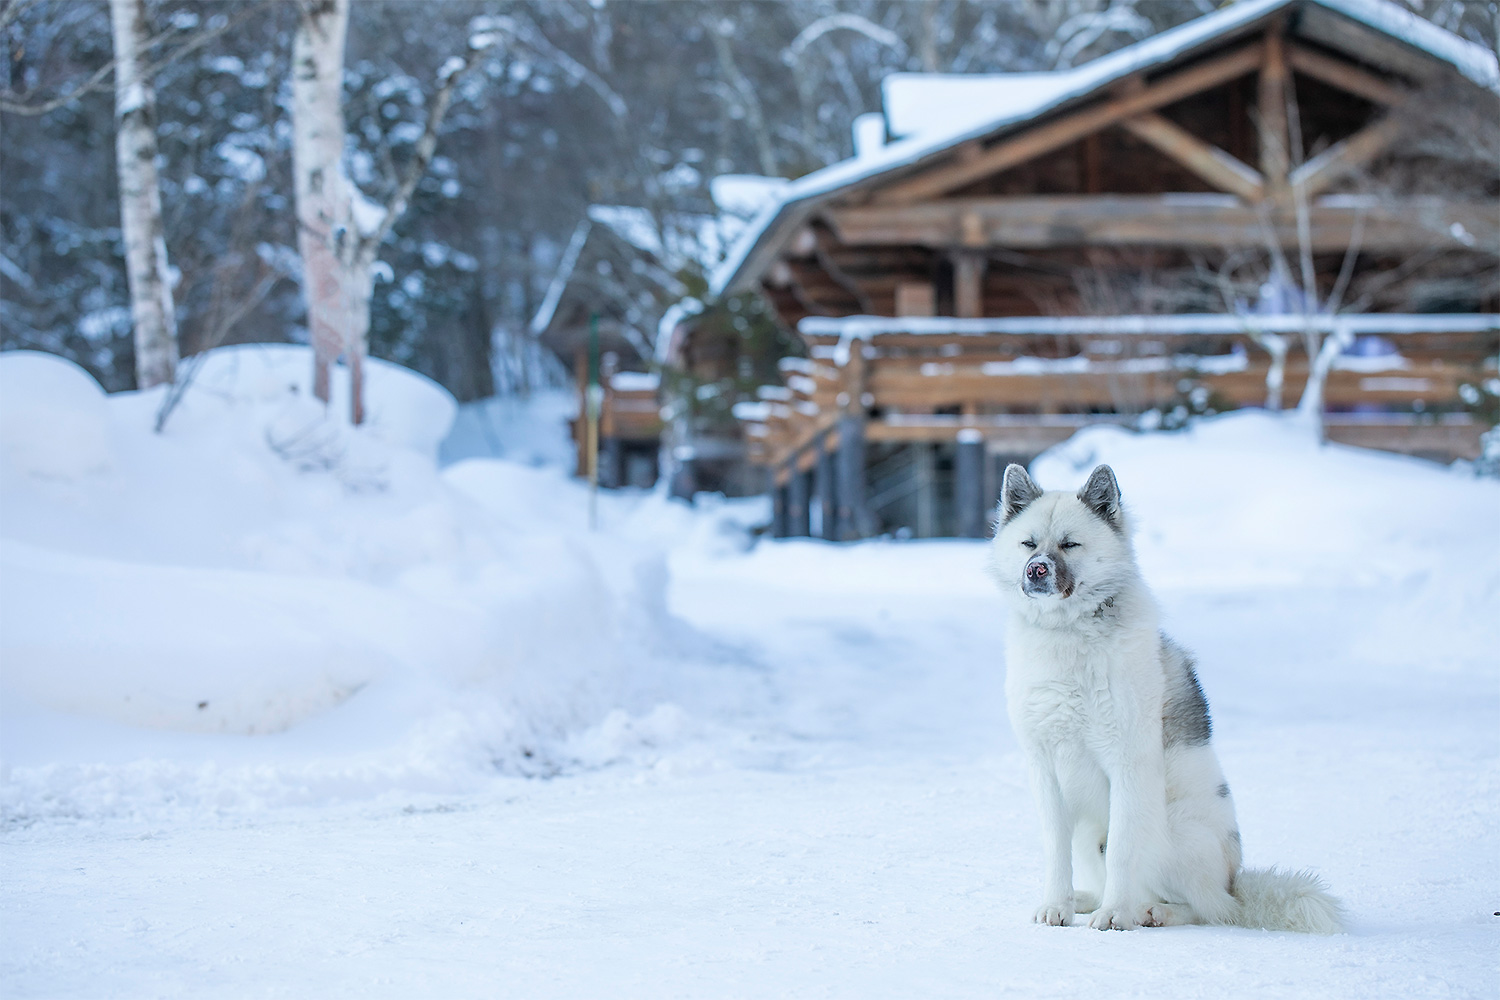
[[1021, 540, 1037, 549], [1059, 541, 1080, 550]]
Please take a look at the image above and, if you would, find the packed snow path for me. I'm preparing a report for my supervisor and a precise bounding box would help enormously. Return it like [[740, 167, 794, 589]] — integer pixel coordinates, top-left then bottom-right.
[[5, 537, 1497, 997]]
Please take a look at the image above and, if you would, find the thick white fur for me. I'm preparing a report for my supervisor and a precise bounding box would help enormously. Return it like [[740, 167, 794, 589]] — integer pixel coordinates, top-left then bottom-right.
[[990, 466, 1342, 933]]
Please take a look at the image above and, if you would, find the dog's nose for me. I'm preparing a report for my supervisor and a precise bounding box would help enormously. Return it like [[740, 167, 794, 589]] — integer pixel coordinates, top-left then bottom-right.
[[1026, 560, 1049, 582]]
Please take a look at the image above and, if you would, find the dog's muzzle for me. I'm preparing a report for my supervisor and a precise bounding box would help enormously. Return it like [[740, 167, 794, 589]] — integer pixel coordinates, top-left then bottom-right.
[[1023, 555, 1055, 594]]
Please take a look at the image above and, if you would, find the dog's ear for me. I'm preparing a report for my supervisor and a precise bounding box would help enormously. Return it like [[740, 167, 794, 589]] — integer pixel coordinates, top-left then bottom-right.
[[1077, 464, 1122, 532], [1000, 464, 1043, 524]]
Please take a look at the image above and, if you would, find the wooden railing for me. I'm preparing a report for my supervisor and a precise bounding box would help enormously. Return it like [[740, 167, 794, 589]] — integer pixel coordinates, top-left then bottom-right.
[[742, 314, 1498, 539]]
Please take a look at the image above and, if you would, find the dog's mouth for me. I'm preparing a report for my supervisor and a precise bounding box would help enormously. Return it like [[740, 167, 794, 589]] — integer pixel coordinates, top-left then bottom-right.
[[1021, 580, 1075, 599]]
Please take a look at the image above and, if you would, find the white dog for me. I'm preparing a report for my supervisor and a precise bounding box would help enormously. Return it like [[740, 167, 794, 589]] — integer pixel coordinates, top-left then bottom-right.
[[991, 463, 1342, 933]]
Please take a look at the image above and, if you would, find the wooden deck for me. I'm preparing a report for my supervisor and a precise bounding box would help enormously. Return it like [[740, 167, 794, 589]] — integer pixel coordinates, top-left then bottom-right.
[[745, 315, 1497, 540]]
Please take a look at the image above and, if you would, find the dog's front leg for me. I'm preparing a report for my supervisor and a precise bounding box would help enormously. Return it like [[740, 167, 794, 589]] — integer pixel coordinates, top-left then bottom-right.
[[1089, 742, 1168, 931], [1028, 757, 1075, 925]]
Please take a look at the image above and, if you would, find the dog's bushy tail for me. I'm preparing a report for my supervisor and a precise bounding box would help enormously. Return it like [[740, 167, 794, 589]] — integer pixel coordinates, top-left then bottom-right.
[[1230, 867, 1344, 934]]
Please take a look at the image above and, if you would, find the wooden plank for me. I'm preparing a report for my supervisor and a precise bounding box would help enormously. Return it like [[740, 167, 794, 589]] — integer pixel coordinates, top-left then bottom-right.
[[1120, 112, 1266, 202], [874, 42, 1264, 204], [1323, 420, 1483, 461], [1289, 115, 1402, 198], [1259, 23, 1291, 201], [828, 196, 1497, 252], [1286, 43, 1405, 106]]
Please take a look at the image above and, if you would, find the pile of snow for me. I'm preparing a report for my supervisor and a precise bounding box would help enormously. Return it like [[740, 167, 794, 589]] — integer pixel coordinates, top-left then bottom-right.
[[881, 73, 1078, 141], [0, 346, 731, 821], [1029, 412, 1500, 674]]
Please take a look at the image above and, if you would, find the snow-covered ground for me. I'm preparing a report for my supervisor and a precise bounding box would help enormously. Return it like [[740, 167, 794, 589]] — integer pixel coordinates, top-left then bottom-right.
[[2, 347, 1496, 998]]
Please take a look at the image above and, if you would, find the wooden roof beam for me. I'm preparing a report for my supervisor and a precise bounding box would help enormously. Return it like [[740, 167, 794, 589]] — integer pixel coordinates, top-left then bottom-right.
[[828, 195, 1497, 252], [1286, 43, 1405, 106], [873, 41, 1265, 205], [1258, 21, 1292, 202], [1121, 112, 1266, 202], [1290, 115, 1402, 199]]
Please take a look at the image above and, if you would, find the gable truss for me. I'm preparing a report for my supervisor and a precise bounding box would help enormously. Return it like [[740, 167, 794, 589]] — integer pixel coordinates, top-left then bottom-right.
[[872, 24, 1411, 211]]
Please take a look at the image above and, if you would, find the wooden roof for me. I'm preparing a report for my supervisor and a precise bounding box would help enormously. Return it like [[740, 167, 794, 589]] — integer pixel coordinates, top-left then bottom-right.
[[712, 0, 1500, 302]]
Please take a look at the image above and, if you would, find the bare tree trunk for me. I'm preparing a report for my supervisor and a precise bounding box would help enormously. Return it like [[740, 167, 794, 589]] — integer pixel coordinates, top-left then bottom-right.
[[109, 0, 178, 389], [291, 0, 493, 425], [291, 0, 353, 409]]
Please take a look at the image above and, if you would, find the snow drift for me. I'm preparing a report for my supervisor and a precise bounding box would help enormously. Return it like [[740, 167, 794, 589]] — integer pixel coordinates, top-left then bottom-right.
[[0, 346, 711, 819]]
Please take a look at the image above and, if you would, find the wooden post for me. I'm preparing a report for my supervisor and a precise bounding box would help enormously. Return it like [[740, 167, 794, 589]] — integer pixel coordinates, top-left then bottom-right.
[[586, 313, 601, 529], [835, 341, 872, 541], [772, 477, 790, 538], [1259, 21, 1291, 203], [601, 437, 623, 490], [953, 252, 986, 319], [894, 281, 936, 317], [915, 443, 935, 538], [788, 463, 811, 537], [955, 429, 986, 539], [815, 437, 836, 539], [836, 415, 871, 540]]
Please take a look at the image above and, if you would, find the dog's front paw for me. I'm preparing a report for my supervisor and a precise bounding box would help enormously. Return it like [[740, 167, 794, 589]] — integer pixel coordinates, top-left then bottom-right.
[[1034, 900, 1075, 926], [1087, 903, 1152, 930]]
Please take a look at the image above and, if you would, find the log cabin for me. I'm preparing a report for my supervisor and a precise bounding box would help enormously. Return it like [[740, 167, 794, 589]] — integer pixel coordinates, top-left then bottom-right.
[[707, 0, 1500, 539]]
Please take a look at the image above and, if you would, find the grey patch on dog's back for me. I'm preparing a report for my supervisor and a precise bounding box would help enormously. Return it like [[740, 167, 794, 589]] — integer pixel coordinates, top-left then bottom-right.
[[1217, 782, 1230, 798], [1229, 829, 1241, 845], [1160, 634, 1212, 747]]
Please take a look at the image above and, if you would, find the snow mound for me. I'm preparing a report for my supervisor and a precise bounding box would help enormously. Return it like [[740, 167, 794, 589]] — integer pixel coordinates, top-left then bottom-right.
[[189, 343, 457, 456], [1031, 411, 1499, 590], [0, 350, 113, 479], [0, 347, 719, 819]]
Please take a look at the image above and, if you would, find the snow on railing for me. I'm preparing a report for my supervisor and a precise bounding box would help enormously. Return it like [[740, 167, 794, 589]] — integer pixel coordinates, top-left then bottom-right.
[[797, 313, 1500, 340]]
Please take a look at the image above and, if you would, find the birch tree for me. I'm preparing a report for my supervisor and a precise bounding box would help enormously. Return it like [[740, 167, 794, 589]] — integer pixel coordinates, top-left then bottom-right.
[[108, 0, 178, 388], [291, 0, 495, 424]]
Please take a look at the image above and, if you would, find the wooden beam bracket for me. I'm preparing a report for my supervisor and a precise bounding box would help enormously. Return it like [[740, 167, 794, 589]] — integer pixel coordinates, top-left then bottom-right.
[[1121, 111, 1266, 202]]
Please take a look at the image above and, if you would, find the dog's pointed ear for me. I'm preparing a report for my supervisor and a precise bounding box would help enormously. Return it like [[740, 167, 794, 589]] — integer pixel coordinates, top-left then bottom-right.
[[1000, 464, 1043, 524], [1077, 464, 1122, 532]]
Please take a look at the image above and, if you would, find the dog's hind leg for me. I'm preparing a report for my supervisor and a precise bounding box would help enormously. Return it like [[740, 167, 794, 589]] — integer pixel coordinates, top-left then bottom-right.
[[1072, 823, 1107, 913]]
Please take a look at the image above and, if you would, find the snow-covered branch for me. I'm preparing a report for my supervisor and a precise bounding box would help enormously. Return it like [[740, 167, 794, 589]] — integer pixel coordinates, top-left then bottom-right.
[[356, 27, 497, 262]]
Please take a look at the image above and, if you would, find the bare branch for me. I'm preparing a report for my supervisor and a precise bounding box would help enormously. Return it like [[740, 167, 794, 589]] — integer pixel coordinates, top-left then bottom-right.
[[0, 0, 43, 32], [0, 4, 258, 117], [1325, 209, 1367, 316], [787, 12, 905, 61], [357, 33, 495, 262], [710, 19, 777, 178]]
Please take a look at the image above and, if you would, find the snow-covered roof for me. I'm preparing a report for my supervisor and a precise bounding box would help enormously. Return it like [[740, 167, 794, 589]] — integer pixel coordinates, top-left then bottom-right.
[[709, 174, 791, 219], [608, 371, 661, 392], [711, 0, 1500, 297], [882, 74, 1078, 141]]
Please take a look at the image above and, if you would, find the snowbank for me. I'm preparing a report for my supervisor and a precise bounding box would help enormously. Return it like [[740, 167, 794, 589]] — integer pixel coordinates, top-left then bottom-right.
[[1029, 412, 1500, 677], [0, 351, 113, 479], [1030, 412, 1499, 591], [0, 347, 716, 820]]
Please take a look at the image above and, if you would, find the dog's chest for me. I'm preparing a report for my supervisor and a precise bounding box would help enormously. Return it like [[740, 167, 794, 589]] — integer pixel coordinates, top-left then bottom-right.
[[1006, 629, 1141, 748]]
